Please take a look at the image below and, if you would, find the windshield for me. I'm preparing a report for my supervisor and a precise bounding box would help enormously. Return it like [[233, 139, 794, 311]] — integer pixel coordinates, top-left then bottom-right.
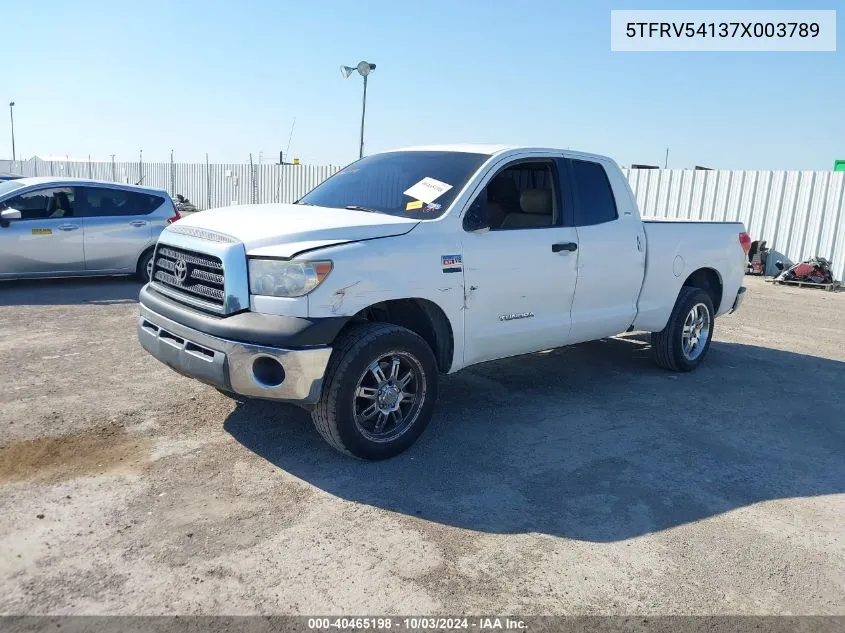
[[297, 151, 489, 219], [0, 179, 25, 199]]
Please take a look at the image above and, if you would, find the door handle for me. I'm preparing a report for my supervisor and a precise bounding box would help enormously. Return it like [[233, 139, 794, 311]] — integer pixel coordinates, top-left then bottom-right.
[[129, 220, 148, 227], [56, 224, 80, 232], [552, 242, 578, 253]]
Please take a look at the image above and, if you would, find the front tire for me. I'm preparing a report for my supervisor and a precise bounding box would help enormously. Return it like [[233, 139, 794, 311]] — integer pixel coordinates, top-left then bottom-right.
[[650, 287, 715, 372], [312, 322, 439, 460]]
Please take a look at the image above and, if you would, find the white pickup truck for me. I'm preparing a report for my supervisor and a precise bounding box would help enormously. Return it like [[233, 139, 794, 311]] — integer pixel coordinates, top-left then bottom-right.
[[138, 145, 748, 459]]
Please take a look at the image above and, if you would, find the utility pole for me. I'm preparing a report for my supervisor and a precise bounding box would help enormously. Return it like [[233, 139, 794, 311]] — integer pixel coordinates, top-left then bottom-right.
[[9, 101, 16, 161], [285, 117, 296, 164], [170, 149, 176, 196], [341, 63, 375, 159], [359, 75, 368, 159], [205, 153, 211, 210], [664, 147, 669, 169]]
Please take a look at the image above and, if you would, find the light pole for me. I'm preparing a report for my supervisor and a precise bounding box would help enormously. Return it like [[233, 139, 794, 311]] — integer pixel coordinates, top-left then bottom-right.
[[341, 61, 376, 159], [9, 101, 15, 161]]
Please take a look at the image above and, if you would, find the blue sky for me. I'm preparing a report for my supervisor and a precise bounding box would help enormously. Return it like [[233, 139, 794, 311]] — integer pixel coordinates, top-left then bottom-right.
[[3, 0, 842, 169]]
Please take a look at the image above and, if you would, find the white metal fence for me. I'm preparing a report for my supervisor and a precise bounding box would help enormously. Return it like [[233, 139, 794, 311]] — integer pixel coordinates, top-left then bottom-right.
[[0, 158, 342, 210], [2, 158, 844, 281]]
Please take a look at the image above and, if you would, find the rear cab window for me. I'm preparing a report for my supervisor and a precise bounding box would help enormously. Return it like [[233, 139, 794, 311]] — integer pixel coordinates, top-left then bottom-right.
[[570, 159, 618, 226]]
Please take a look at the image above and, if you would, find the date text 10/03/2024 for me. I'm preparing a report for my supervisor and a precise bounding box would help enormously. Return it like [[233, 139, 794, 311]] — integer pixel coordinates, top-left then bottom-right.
[[307, 617, 527, 630]]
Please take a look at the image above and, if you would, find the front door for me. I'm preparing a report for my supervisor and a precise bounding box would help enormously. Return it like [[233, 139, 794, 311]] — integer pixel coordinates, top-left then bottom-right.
[[461, 159, 579, 366], [0, 186, 84, 278]]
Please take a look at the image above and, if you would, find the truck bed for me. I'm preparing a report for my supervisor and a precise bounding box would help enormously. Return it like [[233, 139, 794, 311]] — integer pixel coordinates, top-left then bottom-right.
[[632, 219, 746, 332]]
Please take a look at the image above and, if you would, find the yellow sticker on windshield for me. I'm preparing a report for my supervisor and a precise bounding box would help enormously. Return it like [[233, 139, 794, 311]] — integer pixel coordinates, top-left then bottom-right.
[[405, 200, 423, 210], [31, 228, 52, 235]]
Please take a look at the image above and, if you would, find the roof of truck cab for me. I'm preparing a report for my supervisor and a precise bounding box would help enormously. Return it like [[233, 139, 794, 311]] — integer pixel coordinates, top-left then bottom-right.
[[383, 144, 614, 163], [384, 144, 515, 155]]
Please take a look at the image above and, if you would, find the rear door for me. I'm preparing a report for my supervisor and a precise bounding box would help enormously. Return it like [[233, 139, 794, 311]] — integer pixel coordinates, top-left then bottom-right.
[[0, 186, 84, 277], [567, 158, 646, 343], [79, 186, 160, 272]]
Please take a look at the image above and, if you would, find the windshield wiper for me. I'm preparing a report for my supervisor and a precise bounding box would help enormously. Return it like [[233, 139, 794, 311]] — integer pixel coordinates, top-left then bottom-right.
[[345, 205, 381, 213]]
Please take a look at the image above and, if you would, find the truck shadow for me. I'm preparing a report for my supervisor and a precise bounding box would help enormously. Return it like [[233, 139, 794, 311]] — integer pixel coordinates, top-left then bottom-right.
[[224, 335, 845, 542], [0, 278, 142, 306]]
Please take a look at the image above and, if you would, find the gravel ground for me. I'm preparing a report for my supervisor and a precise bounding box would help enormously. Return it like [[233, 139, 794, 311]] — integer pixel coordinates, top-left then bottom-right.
[[0, 276, 843, 615]]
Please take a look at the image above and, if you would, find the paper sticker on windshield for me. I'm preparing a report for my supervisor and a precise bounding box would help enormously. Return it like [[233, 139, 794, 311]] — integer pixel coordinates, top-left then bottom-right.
[[405, 200, 423, 211], [404, 177, 453, 204], [32, 228, 52, 235]]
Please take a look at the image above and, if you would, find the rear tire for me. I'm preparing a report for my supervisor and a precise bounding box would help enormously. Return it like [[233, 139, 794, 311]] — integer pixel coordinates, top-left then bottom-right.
[[137, 249, 155, 283], [650, 287, 715, 372], [312, 322, 438, 460]]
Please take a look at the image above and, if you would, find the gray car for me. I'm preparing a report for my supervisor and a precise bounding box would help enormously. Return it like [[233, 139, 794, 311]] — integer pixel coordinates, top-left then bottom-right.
[[0, 177, 179, 282]]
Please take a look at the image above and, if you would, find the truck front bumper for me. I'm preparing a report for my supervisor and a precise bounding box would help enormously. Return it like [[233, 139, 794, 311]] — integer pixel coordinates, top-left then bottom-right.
[[729, 286, 747, 313], [138, 302, 333, 406]]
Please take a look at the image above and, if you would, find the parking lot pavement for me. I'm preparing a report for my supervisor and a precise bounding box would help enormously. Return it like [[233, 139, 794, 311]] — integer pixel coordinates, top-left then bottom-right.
[[0, 277, 843, 615]]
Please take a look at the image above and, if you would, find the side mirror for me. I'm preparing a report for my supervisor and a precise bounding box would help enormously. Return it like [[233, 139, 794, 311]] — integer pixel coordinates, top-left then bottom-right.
[[1, 208, 22, 221], [463, 200, 491, 233]]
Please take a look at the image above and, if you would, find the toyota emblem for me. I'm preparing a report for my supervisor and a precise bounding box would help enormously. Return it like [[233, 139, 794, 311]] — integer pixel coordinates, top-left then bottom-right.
[[173, 258, 188, 283]]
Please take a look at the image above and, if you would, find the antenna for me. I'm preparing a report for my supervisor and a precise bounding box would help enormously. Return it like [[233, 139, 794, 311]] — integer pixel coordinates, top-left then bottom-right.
[[284, 117, 296, 164]]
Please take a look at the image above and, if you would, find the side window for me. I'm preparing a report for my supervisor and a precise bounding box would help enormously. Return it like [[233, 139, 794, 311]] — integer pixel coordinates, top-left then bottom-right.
[[0, 187, 75, 220], [81, 187, 164, 217], [465, 161, 559, 231], [571, 160, 618, 226], [128, 191, 166, 214]]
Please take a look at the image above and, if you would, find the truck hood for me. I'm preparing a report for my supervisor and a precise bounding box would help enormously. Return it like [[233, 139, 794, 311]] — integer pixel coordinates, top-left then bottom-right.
[[170, 203, 419, 258]]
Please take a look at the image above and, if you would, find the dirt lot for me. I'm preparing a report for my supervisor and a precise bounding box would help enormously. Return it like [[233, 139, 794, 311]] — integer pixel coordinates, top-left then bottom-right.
[[0, 277, 843, 615]]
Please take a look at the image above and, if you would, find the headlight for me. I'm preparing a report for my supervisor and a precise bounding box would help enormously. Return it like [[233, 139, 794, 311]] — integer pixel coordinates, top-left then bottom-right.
[[248, 259, 333, 297]]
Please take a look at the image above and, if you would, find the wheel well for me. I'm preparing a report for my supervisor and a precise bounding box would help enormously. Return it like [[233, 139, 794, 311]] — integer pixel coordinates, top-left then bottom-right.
[[683, 268, 723, 311], [344, 298, 454, 373], [138, 245, 155, 269]]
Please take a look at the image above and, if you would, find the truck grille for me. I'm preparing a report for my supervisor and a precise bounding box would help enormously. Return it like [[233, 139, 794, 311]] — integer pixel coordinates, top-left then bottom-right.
[[152, 245, 225, 309]]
